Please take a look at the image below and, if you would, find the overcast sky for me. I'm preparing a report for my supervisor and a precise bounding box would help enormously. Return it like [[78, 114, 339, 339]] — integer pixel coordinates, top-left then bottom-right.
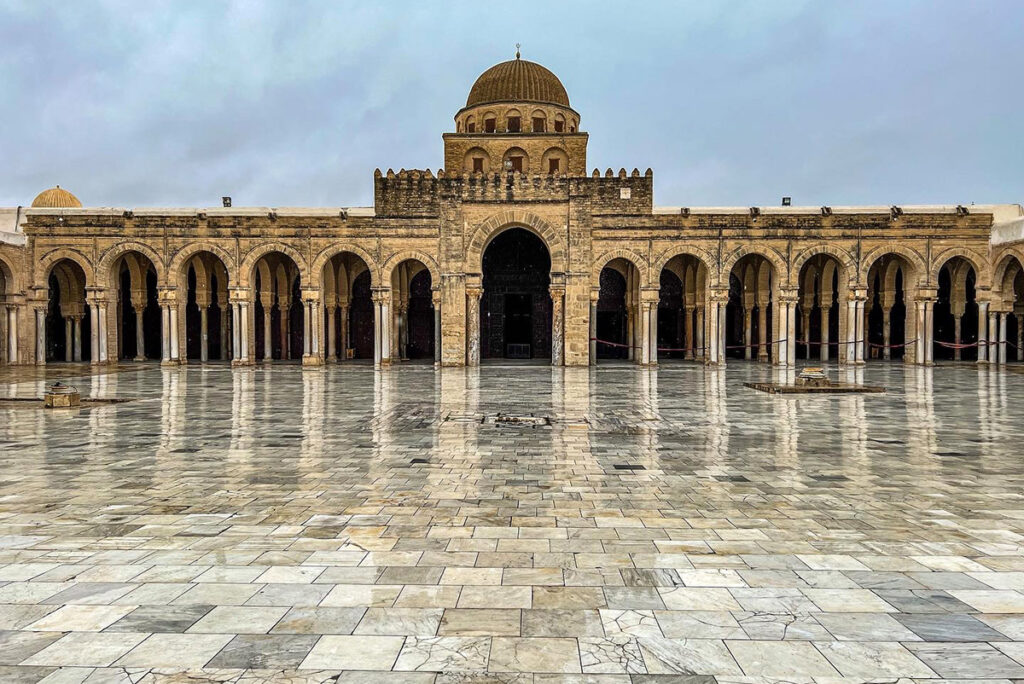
[[1, 1, 1021, 208]]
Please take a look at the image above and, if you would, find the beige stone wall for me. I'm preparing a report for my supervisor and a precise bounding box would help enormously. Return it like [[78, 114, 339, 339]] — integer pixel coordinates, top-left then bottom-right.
[[2, 188, 1012, 367]]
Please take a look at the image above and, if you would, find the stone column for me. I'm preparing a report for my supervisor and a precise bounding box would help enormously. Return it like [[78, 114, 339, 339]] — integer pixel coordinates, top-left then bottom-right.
[[923, 298, 934, 365], [1017, 307, 1024, 363], [301, 291, 322, 365], [742, 306, 753, 360], [914, 300, 925, 365], [820, 306, 831, 362], [695, 305, 705, 360], [71, 316, 82, 362], [433, 290, 442, 365], [261, 295, 273, 361], [231, 302, 241, 363], [978, 300, 989, 363], [239, 301, 250, 362], [90, 302, 101, 365], [756, 298, 768, 362], [161, 304, 171, 362], [589, 291, 598, 365], [327, 306, 337, 362], [780, 299, 797, 367], [35, 307, 46, 365], [466, 287, 481, 367], [881, 300, 893, 360], [398, 303, 409, 360], [998, 311, 1008, 365], [800, 300, 813, 360], [953, 311, 963, 361], [551, 286, 565, 366], [281, 297, 291, 360], [219, 296, 229, 361], [649, 303, 658, 365], [340, 300, 350, 360], [7, 306, 18, 364], [64, 317, 73, 362], [199, 307, 209, 363], [683, 305, 694, 360], [168, 304, 178, 363], [131, 292, 147, 361], [626, 304, 635, 362], [380, 295, 390, 366]]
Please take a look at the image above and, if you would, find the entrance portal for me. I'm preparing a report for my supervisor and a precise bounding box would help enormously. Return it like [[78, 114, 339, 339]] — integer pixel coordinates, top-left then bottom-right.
[[481, 228, 551, 359]]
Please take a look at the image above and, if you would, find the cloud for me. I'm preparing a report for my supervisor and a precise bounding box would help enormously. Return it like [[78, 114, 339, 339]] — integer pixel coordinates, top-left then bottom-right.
[[0, 0, 1020, 207]]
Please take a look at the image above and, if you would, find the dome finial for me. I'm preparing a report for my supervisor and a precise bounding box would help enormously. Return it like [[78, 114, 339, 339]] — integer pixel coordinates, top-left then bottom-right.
[[515, 43, 520, 59]]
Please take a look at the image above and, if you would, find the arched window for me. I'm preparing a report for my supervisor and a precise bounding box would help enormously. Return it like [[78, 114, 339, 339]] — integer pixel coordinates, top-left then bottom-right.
[[553, 114, 565, 133], [485, 116, 497, 133], [531, 109, 546, 133], [465, 115, 475, 133], [506, 109, 522, 133], [502, 147, 529, 173], [463, 147, 490, 174]]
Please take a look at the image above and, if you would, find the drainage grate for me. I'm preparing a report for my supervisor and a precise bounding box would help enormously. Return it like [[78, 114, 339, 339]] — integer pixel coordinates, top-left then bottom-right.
[[614, 464, 646, 471], [810, 474, 848, 481], [715, 475, 750, 482], [410, 458, 430, 464]]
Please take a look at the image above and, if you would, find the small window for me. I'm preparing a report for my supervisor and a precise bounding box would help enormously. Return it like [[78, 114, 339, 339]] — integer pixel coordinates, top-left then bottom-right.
[[548, 159, 560, 174], [507, 116, 521, 133], [484, 118, 496, 133], [553, 120, 564, 133], [532, 117, 545, 133], [509, 156, 524, 172], [467, 122, 476, 133], [472, 157, 484, 173]]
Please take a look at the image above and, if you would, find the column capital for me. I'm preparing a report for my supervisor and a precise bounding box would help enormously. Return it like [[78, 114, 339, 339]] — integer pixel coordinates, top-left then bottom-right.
[[300, 288, 321, 302], [465, 286, 483, 300], [371, 290, 391, 305]]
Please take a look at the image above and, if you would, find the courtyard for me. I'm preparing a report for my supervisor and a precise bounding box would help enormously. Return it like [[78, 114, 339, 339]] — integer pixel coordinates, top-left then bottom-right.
[[0, 363, 1021, 681]]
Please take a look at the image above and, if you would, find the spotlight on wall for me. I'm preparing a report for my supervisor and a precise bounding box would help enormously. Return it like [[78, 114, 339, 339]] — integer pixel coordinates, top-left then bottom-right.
[[890, 206, 903, 220], [57, 216, 64, 225], [504, 160, 513, 171], [122, 210, 134, 219], [222, 196, 232, 208], [268, 211, 277, 221], [680, 207, 690, 218], [820, 206, 833, 216], [781, 197, 791, 206], [956, 205, 970, 216], [749, 206, 761, 218], [339, 210, 349, 220]]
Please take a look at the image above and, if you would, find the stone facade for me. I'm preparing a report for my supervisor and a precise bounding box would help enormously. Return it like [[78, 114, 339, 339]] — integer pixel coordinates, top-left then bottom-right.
[[2, 56, 1023, 369]]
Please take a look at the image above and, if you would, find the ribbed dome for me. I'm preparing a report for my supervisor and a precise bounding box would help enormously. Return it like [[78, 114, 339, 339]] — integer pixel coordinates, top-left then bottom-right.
[[31, 186, 82, 208], [467, 58, 570, 108]]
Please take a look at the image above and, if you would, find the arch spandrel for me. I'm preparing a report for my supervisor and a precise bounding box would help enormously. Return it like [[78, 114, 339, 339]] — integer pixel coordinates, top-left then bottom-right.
[[930, 247, 990, 288], [167, 243, 237, 288], [859, 245, 927, 284], [310, 243, 380, 289], [96, 242, 166, 289], [36, 248, 95, 289], [382, 250, 440, 288], [591, 249, 649, 289], [466, 210, 566, 274], [239, 242, 309, 288], [720, 246, 787, 287]]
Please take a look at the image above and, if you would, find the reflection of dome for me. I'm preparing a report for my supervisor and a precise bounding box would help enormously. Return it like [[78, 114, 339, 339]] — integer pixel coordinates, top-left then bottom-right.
[[467, 57, 570, 108], [31, 185, 82, 208]]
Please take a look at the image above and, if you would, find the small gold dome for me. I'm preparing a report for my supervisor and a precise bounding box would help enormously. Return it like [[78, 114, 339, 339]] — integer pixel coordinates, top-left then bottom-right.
[[31, 185, 82, 208], [467, 57, 570, 108]]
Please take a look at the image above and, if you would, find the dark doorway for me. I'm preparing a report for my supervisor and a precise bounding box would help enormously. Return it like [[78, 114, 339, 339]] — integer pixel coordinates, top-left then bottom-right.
[[481, 228, 551, 359], [597, 267, 628, 360]]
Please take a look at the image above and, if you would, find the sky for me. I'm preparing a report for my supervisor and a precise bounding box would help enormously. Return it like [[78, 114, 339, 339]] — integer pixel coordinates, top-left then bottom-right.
[[1, 0, 1022, 208]]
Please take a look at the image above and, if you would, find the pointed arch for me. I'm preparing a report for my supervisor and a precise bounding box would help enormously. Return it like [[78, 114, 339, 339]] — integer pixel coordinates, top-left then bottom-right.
[[382, 250, 440, 289]]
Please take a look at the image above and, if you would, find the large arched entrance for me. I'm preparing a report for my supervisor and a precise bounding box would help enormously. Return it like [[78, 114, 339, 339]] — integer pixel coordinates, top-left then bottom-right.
[[726, 254, 775, 361], [46, 259, 90, 363], [252, 252, 303, 362], [481, 228, 552, 360], [595, 264, 632, 361], [182, 252, 230, 362], [322, 252, 374, 362], [390, 259, 435, 362], [657, 254, 708, 362], [866, 254, 918, 361], [111, 252, 161, 362], [796, 255, 843, 362], [933, 257, 978, 362]]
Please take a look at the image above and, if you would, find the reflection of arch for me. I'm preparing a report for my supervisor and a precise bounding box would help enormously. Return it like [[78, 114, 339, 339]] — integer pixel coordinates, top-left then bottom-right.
[[466, 211, 566, 273], [311, 243, 379, 288], [591, 249, 649, 289], [240, 242, 308, 287], [720, 246, 787, 287], [97, 241, 166, 288]]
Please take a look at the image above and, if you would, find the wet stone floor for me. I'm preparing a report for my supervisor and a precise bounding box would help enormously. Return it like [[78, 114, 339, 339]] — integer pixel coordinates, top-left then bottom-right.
[[0, 361, 1022, 683]]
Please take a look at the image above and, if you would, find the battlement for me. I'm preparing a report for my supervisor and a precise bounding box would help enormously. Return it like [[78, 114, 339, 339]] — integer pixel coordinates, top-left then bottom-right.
[[373, 167, 653, 216]]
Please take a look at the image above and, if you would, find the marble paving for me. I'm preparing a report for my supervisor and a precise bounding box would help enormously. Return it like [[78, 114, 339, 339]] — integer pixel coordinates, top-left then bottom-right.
[[0, 361, 1022, 682]]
